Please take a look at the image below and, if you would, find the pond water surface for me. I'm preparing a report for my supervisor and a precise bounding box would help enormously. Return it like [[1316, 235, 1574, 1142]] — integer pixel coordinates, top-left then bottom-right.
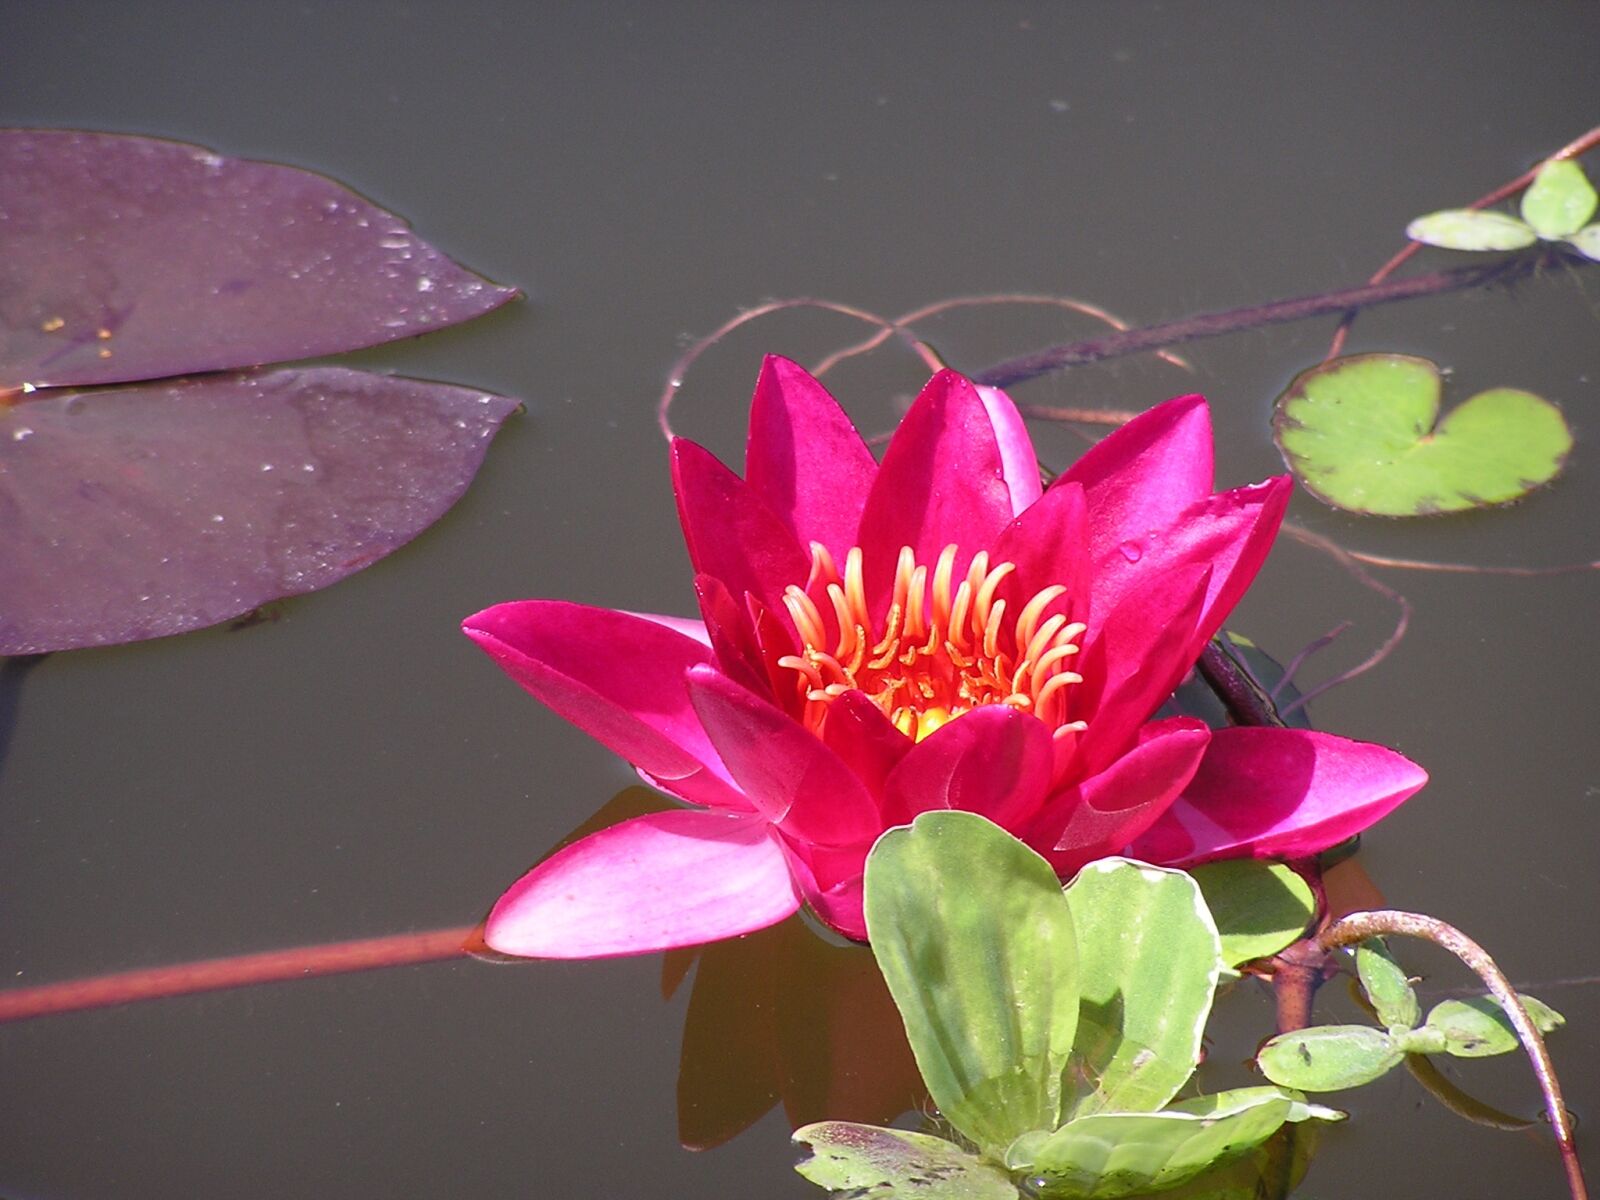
[[2, 4, 1597, 1198]]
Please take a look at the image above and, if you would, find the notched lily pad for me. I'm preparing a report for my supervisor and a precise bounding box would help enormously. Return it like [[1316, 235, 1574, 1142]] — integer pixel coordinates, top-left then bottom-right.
[[0, 367, 518, 653], [1273, 353, 1572, 516], [0, 129, 519, 391], [793, 1122, 1019, 1199]]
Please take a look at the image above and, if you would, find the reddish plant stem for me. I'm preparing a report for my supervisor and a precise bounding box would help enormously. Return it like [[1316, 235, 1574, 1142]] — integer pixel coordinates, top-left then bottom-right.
[[1326, 124, 1600, 359], [1318, 911, 1587, 1200], [975, 257, 1536, 390], [0, 926, 476, 1024]]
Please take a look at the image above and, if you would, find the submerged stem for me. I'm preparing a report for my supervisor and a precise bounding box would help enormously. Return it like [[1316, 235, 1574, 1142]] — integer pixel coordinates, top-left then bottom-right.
[[0, 926, 477, 1024], [1319, 911, 1587, 1200], [975, 255, 1544, 390]]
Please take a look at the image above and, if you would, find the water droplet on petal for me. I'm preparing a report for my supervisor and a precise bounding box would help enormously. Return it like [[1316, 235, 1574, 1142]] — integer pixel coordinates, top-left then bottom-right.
[[1117, 539, 1144, 563]]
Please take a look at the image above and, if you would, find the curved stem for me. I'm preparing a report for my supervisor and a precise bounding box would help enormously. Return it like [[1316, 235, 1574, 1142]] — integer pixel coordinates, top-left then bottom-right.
[[0, 926, 477, 1023], [1319, 911, 1587, 1200], [975, 255, 1542, 390]]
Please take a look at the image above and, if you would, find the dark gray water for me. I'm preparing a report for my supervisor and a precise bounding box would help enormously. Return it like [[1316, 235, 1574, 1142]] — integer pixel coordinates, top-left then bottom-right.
[[2, 3, 1597, 1197]]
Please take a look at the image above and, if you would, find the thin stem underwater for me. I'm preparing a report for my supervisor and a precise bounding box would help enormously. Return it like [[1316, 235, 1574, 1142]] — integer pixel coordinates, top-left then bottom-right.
[[1319, 911, 1588, 1200], [0, 926, 477, 1024]]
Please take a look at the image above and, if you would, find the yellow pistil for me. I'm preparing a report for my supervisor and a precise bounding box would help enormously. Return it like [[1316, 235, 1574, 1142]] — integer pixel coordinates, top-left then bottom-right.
[[777, 543, 1089, 742]]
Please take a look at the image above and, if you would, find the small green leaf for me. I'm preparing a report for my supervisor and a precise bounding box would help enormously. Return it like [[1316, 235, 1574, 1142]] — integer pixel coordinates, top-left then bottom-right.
[[793, 1122, 1020, 1199], [1062, 859, 1223, 1120], [864, 812, 1080, 1158], [1274, 353, 1573, 516], [1392, 1025, 1448, 1056], [1354, 938, 1419, 1029], [1017, 1094, 1305, 1199], [1568, 224, 1600, 261], [1406, 209, 1537, 251], [1190, 860, 1315, 967], [1521, 159, 1598, 239], [1424, 994, 1566, 1058], [1257, 1025, 1403, 1091]]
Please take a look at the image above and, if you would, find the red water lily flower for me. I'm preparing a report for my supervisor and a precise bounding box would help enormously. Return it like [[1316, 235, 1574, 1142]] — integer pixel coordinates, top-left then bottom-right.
[[464, 358, 1426, 955]]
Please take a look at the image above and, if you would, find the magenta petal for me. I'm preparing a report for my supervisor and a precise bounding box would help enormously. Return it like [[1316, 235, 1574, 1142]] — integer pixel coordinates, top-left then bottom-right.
[[881, 705, 1053, 829], [686, 665, 881, 846], [1030, 716, 1210, 875], [463, 601, 748, 810], [484, 810, 801, 958], [1073, 563, 1210, 776], [692, 575, 772, 698], [783, 838, 873, 941], [1130, 727, 1429, 866], [1087, 475, 1291, 642], [819, 690, 913, 803], [672, 438, 811, 618], [856, 371, 1016, 606], [628, 610, 711, 647], [975, 384, 1043, 516], [993, 480, 1091, 628], [1058, 395, 1214, 602], [744, 355, 878, 559]]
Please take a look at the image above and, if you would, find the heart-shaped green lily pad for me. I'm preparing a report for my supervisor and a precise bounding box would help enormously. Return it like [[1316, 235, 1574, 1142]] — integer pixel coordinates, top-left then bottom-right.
[[1273, 354, 1572, 516]]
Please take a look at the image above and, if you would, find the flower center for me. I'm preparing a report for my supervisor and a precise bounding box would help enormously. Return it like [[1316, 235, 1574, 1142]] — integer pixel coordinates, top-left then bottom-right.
[[777, 543, 1089, 743]]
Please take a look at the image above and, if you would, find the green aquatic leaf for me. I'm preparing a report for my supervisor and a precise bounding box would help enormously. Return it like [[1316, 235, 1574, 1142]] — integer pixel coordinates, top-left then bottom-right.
[[1424, 994, 1565, 1058], [1257, 1025, 1403, 1091], [864, 812, 1080, 1158], [1405, 209, 1537, 251], [1015, 1093, 1307, 1199], [1061, 859, 1223, 1120], [1354, 938, 1419, 1030], [793, 1122, 1020, 1199], [1273, 353, 1572, 516], [1521, 159, 1598, 239], [1568, 224, 1600, 261], [1190, 860, 1315, 967]]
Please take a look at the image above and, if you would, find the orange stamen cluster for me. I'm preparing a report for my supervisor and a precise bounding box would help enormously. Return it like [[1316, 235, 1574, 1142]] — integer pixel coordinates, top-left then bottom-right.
[[777, 543, 1089, 742]]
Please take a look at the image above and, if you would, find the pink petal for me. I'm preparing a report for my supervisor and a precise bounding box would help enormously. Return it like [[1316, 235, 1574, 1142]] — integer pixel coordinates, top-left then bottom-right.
[[686, 666, 882, 846], [627, 610, 711, 647], [744, 355, 878, 559], [484, 810, 801, 958], [1071, 562, 1210, 777], [1058, 394, 1214, 610], [692, 574, 772, 698], [672, 438, 811, 617], [993, 480, 1092, 629], [783, 838, 873, 941], [462, 601, 748, 810], [881, 705, 1053, 829], [1129, 727, 1429, 866], [818, 690, 913, 802], [1027, 716, 1210, 876], [975, 383, 1043, 516], [1086, 476, 1291, 642], [855, 371, 1016, 610]]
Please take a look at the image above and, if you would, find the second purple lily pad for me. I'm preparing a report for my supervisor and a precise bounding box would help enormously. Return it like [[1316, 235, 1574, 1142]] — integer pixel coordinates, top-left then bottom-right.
[[0, 129, 518, 391], [0, 367, 518, 654]]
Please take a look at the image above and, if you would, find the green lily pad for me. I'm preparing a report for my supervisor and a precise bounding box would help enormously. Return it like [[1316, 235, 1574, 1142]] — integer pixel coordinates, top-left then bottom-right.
[[1061, 859, 1223, 1120], [1190, 860, 1315, 968], [1256, 1025, 1403, 1091], [793, 1122, 1020, 1199], [1405, 209, 1537, 251], [1521, 159, 1598, 239], [864, 812, 1080, 1159], [1354, 938, 1419, 1030], [1273, 353, 1573, 516], [1424, 994, 1565, 1058]]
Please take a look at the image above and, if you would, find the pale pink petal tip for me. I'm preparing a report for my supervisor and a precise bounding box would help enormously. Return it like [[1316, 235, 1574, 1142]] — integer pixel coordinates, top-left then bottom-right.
[[975, 384, 1043, 515], [484, 810, 801, 959]]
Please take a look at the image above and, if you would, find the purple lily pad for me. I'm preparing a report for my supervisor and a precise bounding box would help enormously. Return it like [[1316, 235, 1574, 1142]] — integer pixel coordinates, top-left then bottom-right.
[[0, 129, 518, 391], [0, 367, 518, 654]]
